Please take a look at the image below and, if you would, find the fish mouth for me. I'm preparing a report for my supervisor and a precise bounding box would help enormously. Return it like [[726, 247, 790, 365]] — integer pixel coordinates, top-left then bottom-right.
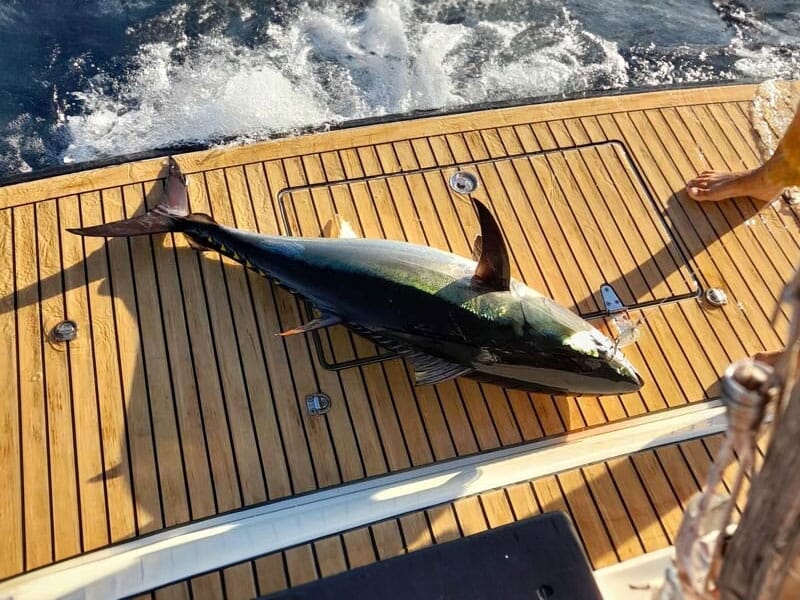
[[614, 368, 645, 393], [604, 355, 644, 393], [561, 329, 643, 394]]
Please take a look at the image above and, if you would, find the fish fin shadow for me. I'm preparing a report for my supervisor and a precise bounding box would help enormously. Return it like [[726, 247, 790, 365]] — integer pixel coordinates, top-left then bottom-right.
[[88, 463, 126, 483]]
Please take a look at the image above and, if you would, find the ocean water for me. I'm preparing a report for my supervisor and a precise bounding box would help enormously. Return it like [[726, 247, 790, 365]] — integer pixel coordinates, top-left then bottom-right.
[[1, 0, 799, 180]]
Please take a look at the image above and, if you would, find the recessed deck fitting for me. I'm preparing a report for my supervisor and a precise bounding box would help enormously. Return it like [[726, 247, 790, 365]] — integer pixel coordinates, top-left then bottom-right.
[[705, 288, 728, 307], [449, 171, 478, 194], [306, 393, 331, 416], [50, 320, 78, 342]]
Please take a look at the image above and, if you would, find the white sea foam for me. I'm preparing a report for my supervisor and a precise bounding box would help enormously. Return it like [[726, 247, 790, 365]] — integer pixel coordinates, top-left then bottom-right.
[[53, 0, 800, 168], [61, 0, 628, 163]]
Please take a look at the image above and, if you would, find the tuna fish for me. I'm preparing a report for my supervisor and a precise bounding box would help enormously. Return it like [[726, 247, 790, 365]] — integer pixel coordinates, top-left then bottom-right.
[[70, 159, 643, 396]]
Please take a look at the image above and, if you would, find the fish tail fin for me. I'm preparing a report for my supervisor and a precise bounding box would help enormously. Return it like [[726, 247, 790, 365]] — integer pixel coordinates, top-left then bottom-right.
[[68, 157, 191, 237]]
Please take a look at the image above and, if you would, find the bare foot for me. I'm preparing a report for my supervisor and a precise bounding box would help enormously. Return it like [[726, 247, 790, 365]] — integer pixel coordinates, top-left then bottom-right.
[[685, 169, 784, 203]]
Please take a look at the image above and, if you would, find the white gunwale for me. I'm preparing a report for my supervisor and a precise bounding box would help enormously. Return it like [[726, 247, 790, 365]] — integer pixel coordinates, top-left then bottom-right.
[[0, 399, 726, 599]]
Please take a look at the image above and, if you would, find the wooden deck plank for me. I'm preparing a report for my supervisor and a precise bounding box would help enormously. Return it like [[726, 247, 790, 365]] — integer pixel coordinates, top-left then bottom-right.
[[458, 131, 609, 430], [163, 205, 242, 514], [299, 155, 385, 480], [452, 495, 490, 536], [313, 537, 347, 578], [714, 102, 800, 260], [342, 529, 377, 569], [399, 512, 434, 553], [36, 200, 81, 561], [203, 169, 274, 504], [508, 137, 672, 414], [79, 191, 138, 542], [254, 554, 289, 597], [505, 483, 542, 521], [435, 135, 585, 437], [581, 462, 643, 561], [0, 207, 23, 578], [606, 457, 670, 553], [355, 149, 443, 465], [556, 470, 618, 568], [223, 166, 297, 496], [189, 573, 223, 600], [142, 185, 216, 521], [693, 104, 798, 278], [222, 563, 257, 600], [410, 142, 507, 452], [155, 582, 190, 600], [372, 520, 406, 560], [300, 171, 411, 473], [362, 160, 463, 460], [427, 504, 461, 544], [586, 123, 733, 388], [278, 159, 347, 488], [59, 196, 110, 553], [240, 161, 318, 494], [122, 183, 189, 529], [14, 203, 53, 569], [285, 545, 318, 587], [479, 489, 516, 528], [630, 450, 685, 544], [311, 180, 392, 478], [387, 146, 480, 456]]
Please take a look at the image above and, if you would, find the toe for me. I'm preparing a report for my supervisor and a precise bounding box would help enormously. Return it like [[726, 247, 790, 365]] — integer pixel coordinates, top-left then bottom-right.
[[686, 186, 709, 201]]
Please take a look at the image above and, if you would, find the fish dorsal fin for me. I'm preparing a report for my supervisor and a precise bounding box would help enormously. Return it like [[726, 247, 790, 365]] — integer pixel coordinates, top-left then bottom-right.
[[471, 234, 482, 261], [471, 200, 510, 291]]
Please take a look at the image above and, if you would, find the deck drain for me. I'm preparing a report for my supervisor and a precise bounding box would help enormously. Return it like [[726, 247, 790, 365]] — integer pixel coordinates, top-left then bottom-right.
[[705, 288, 728, 307], [449, 171, 478, 194], [306, 393, 331, 416], [50, 320, 78, 343]]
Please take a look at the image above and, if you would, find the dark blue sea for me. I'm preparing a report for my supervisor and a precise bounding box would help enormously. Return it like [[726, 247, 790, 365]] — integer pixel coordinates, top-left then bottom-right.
[[1, 0, 798, 180]]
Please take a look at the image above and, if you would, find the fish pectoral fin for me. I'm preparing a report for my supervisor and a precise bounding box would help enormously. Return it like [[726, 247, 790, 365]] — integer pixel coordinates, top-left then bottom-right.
[[407, 352, 473, 386], [344, 326, 472, 385], [322, 214, 359, 239], [277, 314, 341, 336]]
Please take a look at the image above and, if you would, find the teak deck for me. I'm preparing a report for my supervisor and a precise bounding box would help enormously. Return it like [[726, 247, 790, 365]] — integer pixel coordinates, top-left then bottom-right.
[[0, 84, 795, 595]]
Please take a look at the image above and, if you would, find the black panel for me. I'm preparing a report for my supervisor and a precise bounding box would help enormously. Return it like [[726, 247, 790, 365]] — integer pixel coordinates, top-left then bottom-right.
[[259, 512, 602, 600]]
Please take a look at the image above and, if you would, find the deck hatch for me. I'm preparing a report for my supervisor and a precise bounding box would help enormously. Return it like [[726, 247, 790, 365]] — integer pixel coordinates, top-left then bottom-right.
[[278, 140, 699, 371]]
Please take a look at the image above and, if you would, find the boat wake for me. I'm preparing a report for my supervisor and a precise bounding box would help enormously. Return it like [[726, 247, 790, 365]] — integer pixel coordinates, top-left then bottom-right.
[[1, 0, 799, 178]]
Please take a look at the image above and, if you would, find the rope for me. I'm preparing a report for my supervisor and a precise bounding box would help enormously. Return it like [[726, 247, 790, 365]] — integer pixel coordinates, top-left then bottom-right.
[[656, 268, 800, 599]]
